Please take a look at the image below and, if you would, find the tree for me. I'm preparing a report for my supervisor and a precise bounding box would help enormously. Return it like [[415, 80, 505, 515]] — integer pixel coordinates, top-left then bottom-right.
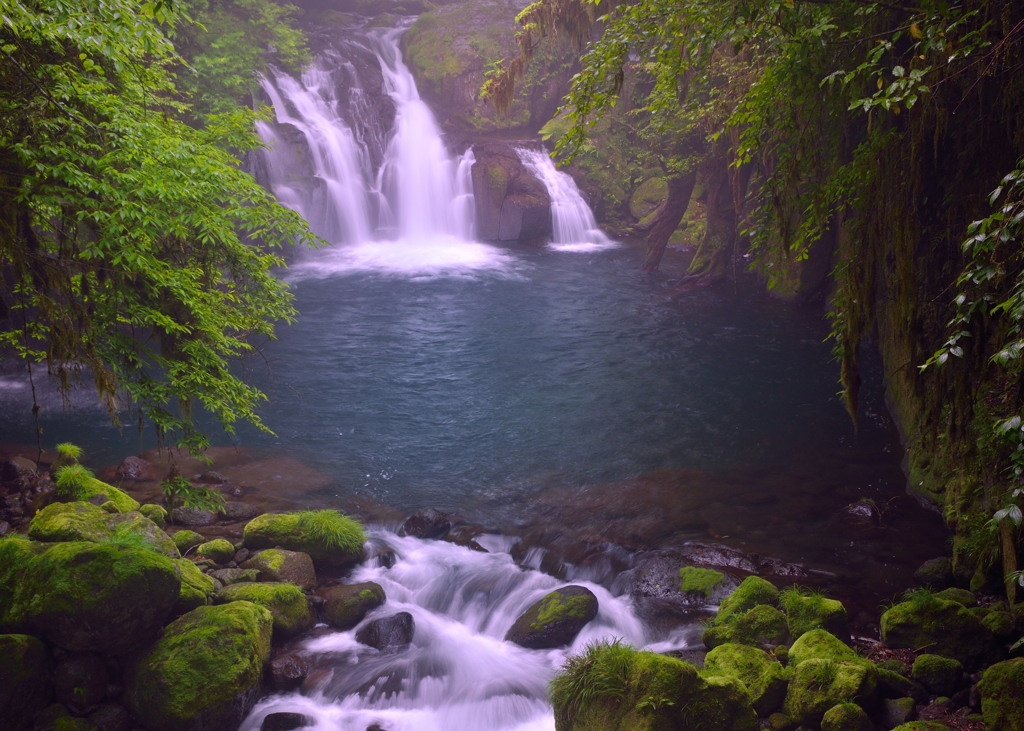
[[0, 0, 318, 452]]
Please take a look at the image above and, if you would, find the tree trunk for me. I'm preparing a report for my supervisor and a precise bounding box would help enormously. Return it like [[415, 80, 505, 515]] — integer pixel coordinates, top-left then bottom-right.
[[641, 171, 697, 272], [687, 149, 738, 282]]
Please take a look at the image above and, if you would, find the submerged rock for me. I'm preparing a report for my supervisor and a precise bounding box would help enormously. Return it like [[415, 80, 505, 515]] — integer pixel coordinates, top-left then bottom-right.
[[505, 585, 598, 649], [398, 507, 451, 539]]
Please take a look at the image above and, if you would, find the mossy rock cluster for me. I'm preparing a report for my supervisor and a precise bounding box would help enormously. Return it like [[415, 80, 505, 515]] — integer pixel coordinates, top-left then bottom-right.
[[880, 590, 999, 670], [0, 497, 371, 731], [242, 510, 366, 569]]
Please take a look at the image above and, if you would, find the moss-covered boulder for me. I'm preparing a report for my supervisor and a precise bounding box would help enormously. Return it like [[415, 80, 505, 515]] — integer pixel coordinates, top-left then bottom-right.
[[505, 585, 599, 649], [788, 629, 859, 666], [716, 575, 780, 625], [172, 558, 216, 616], [2, 541, 180, 654], [704, 603, 790, 650], [703, 642, 788, 714], [821, 701, 873, 731], [550, 641, 757, 730], [932, 587, 977, 606], [0, 633, 52, 731], [780, 588, 850, 640], [880, 593, 997, 669], [320, 581, 386, 630], [172, 529, 206, 555], [242, 510, 365, 569], [784, 658, 879, 727], [911, 653, 963, 696], [196, 538, 235, 564], [0, 536, 45, 621], [28, 501, 179, 557], [241, 548, 317, 590], [124, 601, 273, 731], [139, 503, 167, 527], [215, 582, 313, 638], [978, 657, 1024, 731], [55, 468, 140, 513]]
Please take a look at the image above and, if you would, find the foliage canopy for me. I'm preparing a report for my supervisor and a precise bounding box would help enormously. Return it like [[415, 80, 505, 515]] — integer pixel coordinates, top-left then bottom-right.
[[0, 0, 318, 452]]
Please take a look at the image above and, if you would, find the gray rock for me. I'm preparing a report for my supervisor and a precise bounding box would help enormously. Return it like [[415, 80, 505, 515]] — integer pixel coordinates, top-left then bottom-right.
[[399, 508, 452, 539], [320, 582, 386, 630], [505, 585, 599, 649], [356, 611, 415, 651]]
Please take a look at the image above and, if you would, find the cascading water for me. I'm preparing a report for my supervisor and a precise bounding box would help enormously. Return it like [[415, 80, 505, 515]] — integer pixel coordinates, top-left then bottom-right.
[[517, 148, 616, 252], [257, 25, 511, 278], [240, 530, 695, 731]]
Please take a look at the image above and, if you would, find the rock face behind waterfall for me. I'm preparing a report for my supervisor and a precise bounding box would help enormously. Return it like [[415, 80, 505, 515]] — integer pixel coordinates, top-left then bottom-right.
[[472, 142, 552, 244]]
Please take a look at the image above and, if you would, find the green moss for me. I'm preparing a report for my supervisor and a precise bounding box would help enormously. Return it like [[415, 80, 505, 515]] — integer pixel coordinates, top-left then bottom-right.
[[706, 604, 790, 650], [714, 576, 780, 625], [28, 502, 179, 557], [549, 641, 757, 730], [821, 701, 873, 731], [784, 658, 878, 727], [243, 511, 365, 567], [124, 602, 273, 731], [172, 529, 206, 555], [788, 629, 859, 667], [53, 467, 139, 512], [978, 658, 1024, 731], [532, 593, 595, 631], [679, 566, 727, 599], [172, 557, 214, 616], [881, 594, 996, 669], [196, 539, 235, 564], [703, 642, 788, 714], [215, 582, 312, 638], [780, 587, 849, 638], [911, 653, 963, 696], [139, 503, 167, 527]]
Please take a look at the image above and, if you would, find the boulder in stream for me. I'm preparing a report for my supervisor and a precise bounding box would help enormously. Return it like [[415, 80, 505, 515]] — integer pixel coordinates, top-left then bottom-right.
[[356, 611, 415, 652], [398, 507, 451, 539], [505, 585, 598, 649], [243, 510, 366, 569], [320, 581, 386, 630], [471, 142, 552, 244]]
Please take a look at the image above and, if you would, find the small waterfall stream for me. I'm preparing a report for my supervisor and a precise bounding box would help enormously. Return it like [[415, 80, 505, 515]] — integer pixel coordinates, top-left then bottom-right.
[[517, 148, 615, 252], [240, 530, 695, 731]]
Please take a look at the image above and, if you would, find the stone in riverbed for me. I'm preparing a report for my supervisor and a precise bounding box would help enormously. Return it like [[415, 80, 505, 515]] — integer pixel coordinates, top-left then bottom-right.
[[243, 511, 366, 569], [172, 529, 206, 555], [242, 548, 317, 590], [0, 633, 52, 731], [124, 602, 273, 731], [978, 657, 1024, 730], [215, 582, 314, 639], [356, 612, 415, 651], [505, 585, 598, 649], [881, 593, 997, 670], [399, 507, 451, 539], [28, 501, 179, 557], [320, 581, 386, 630], [196, 538, 236, 564], [1, 540, 180, 655]]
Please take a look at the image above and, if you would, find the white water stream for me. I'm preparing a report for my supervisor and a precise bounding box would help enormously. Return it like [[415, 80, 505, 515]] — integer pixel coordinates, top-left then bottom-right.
[[240, 530, 695, 730], [244, 22, 646, 729]]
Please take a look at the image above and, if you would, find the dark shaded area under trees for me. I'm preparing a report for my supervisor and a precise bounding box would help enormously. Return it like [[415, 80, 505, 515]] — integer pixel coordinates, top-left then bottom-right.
[[485, 0, 1024, 599]]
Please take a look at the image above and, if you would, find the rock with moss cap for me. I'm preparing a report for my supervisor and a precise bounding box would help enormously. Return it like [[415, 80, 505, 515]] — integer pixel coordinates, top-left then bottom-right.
[[196, 538, 236, 564], [978, 657, 1024, 731], [715, 575, 780, 625], [215, 582, 313, 638], [243, 510, 365, 569], [124, 601, 272, 731], [28, 501, 179, 557], [0, 633, 52, 731], [241, 548, 317, 590], [784, 658, 879, 727], [2, 541, 179, 654], [780, 588, 850, 640], [704, 603, 790, 650], [138, 503, 167, 527], [630, 557, 738, 617], [505, 585, 599, 649], [912, 653, 963, 696], [320, 582, 386, 630], [788, 629, 860, 666], [53, 465, 140, 513], [172, 558, 216, 616], [550, 641, 757, 730], [821, 701, 873, 731], [172, 529, 206, 555], [703, 642, 787, 714], [880, 592, 997, 669]]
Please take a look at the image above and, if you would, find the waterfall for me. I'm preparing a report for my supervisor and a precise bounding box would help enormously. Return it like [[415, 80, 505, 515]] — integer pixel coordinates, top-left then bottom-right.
[[516, 148, 616, 252], [256, 25, 513, 278], [239, 530, 697, 731]]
